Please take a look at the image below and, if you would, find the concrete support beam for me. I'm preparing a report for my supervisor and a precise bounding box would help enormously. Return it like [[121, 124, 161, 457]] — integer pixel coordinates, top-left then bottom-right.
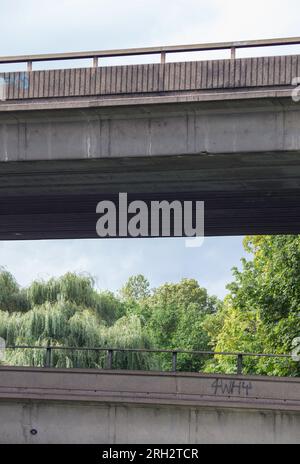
[[0, 100, 299, 162]]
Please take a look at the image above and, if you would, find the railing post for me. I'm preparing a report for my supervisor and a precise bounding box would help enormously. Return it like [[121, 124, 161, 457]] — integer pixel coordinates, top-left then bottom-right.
[[230, 47, 236, 60], [107, 349, 113, 370], [160, 52, 166, 64], [45, 346, 52, 368], [172, 351, 178, 372], [237, 354, 243, 375], [93, 56, 99, 68], [27, 61, 32, 72]]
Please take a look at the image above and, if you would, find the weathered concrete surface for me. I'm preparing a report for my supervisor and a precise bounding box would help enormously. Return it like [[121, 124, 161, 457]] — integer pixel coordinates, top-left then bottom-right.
[[0, 55, 300, 239], [1, 55, 299, 103], [0, 99, 300, 238], [1, 99, 300, 161], [0, 367, 300, 444], [1, 400, 300, 444]]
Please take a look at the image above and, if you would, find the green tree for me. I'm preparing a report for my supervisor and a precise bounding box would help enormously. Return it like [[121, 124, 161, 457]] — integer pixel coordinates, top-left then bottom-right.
[[0, 272, 152, 370], [203, 236, 300, 376], [0, 268, 29, 312], [120, 275, 151, 302], [145, 279, 220, 371], [27, 273, 123, 325]]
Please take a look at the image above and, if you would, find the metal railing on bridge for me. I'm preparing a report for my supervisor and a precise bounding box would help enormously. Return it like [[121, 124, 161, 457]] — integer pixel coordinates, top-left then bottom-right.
[[1, 345, 296, 376], [1, 36, 300, 71]]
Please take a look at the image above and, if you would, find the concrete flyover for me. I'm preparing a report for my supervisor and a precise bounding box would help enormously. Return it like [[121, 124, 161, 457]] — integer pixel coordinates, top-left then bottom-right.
[[0, 37, 300, 239], [0, 366, 300, 444]]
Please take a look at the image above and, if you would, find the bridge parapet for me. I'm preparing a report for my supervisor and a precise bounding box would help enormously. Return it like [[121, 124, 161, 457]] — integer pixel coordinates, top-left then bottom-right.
[[0, 366, 300, 412], [1, 367, 300, 444], [1, 37, 300, 108], [1, 54, 299, 103]]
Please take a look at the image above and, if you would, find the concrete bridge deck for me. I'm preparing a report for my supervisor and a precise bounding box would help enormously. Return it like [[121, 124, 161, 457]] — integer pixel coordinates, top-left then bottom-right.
[[0, 39, 300, 239], [0, 367, 300, 444]]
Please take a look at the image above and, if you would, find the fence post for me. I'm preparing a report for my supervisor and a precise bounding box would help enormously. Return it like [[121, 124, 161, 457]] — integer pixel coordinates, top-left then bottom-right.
[[172, 351, 178, 372], [107, 349, 113, 370], [45, 346, 52, 368], [237, 354, 243, 375]]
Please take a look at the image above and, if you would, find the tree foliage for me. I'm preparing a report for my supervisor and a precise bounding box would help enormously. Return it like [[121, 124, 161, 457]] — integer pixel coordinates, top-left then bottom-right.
[[2, 236, 300, 379], [0, 267, 29, 312], [0, 271, 219, 372], [120, 274, 151, 302], [203, 236, 300, 376], [141, 279, 220, 371], [0, 272, 151, 369]]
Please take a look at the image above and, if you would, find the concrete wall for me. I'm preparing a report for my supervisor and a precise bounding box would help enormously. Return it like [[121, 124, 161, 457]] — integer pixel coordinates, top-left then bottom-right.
[[1, 400, 300, 444], [1, 367, 300, 444]]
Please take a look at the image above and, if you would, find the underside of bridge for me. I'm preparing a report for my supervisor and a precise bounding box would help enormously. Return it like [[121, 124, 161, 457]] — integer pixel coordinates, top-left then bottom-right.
[[1, 151, 300, 240]]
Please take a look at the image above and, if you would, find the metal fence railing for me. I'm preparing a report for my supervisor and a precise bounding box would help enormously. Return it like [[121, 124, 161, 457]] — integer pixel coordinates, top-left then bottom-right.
[[0, 36, 300, 71], [1, 345, 296, 375]]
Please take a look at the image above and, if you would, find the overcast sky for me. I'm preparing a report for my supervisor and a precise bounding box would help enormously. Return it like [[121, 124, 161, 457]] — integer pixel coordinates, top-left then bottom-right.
[[0, 0, 299, 297]]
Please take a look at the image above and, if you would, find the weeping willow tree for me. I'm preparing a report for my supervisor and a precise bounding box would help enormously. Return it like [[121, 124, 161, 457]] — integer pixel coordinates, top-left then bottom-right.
[[0, 267, 29, 312], [26, 273, 126, 325], [99, 315, 158, 370], [1, 303, 156, 370], [0, 271, 156, 370], [27, 273, 95, 306]]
